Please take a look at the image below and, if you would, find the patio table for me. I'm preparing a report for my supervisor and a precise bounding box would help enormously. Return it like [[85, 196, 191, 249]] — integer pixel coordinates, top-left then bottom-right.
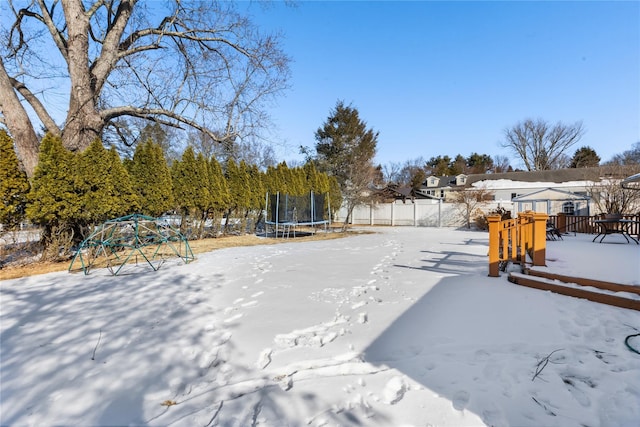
[[592, 219, 639, 244]]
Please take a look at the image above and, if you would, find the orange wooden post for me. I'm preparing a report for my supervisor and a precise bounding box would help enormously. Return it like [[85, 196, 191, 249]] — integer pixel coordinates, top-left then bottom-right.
[[531, 212, 548, 267], [487, 214, 502, 277]]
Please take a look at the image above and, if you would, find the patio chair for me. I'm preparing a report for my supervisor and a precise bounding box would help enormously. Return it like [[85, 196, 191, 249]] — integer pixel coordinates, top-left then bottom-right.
[[546, 222, 563, 241]]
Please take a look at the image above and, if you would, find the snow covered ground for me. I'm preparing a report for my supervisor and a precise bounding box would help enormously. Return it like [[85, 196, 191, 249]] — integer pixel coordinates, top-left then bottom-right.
[[1, 227, 639, 427]]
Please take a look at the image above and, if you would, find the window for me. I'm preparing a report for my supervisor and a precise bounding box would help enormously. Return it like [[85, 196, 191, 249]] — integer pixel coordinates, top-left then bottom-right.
[[562, 202, 575, 215]]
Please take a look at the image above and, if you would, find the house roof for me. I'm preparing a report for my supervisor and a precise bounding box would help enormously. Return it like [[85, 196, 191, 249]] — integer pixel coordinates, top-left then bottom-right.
[[622, 172, 640, 190], [512, 187, 591, 202], [465, 165, 640, 187]]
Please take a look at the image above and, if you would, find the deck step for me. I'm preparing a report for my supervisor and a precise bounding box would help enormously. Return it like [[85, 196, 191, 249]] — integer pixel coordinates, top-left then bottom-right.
[[508, 272, 640, 311]]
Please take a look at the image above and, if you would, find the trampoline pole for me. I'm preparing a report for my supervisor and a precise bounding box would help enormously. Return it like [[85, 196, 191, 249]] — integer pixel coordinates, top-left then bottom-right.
[[327, 192, 331, 231], [310, 191, 314, 233], [265, 191, 269, 236], [276, 192, 280, 238]]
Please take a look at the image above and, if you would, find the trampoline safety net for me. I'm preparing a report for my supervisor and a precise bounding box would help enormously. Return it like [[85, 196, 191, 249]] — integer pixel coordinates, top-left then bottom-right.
[[268, 192, 327, 224]]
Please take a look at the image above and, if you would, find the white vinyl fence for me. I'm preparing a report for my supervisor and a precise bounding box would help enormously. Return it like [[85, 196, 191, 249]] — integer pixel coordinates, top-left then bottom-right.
[[334, 199, 514, 228]]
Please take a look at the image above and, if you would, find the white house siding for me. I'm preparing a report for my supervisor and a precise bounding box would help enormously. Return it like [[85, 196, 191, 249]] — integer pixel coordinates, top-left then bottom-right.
[[474, 179, 594, 216]]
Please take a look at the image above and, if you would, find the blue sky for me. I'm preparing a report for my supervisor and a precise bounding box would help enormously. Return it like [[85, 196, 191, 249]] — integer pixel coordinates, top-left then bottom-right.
[[246, 1, 640, 168]]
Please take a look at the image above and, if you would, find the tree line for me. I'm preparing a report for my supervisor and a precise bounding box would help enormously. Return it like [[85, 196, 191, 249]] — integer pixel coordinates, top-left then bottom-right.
[[0, 130, 340, 260]]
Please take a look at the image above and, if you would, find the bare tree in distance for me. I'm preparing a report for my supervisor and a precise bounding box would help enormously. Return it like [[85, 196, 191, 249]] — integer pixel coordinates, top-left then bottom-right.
[[185, 129, 277, 170], [586, 165, 640, 215], [448, 185, 495, 229], [382, 161, 402, 184], [492, 155, 512, 173], [501, 118, 585, 171], [605, 142, 640, 166], [0, 1, 290, 177]]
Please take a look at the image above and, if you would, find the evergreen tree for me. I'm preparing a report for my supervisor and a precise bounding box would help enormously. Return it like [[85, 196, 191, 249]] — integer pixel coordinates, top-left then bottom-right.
[[315, 101, 378, 226], [26, 134, 82, 256], [288, 166, 305, 196], [245, 163, 265, 231], [194, 152, 215, 236], [208, 156, 230, 214], [0, 130, 30, 229], [467, 153, 494, 174], [570, 146, 601, 168], [263, 162, 287, 195], [225, 159, 251, 233], [171, 147, 209, 233], [26, 134, 81, 226], [108, 147, 140, 215], [128, 139, 174, 216], [77, 139, 139, 223], [327, 176, 342, 222], [246, 163, 265, 210], [427, 155, 453, 176], [304, 162, 329, 194], [263, 165, 277, 195], [450, 154, 466, 175]]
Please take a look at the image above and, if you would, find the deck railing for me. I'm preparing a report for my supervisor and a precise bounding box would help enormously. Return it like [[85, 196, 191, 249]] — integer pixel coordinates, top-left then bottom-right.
[[547, 213, 640, 236], [487, 211, 548, 277], [488, 212, 639, 278]]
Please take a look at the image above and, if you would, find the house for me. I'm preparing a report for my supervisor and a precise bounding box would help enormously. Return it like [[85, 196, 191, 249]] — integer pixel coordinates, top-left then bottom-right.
[[340, 165, 640, 227], [415, 165, 640, 216]]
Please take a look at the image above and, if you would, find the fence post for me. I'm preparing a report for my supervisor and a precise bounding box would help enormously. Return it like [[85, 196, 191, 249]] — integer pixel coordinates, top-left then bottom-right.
[[487, 214, 502, 277], [391, 201, 395, 226], [531, 212, 548, 267], [557, 212, 566, 233]]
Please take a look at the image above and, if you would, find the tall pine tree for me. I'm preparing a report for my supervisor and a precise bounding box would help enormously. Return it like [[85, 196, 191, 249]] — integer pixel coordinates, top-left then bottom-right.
[[77, 139, 139, 223], [208, 156, 230, 224], [26, 133, 82, 256], [0, 130, 30, 230], [224, 159, 251, 233], [171, 147, 199, 229], [128, 139, 174, 216], [315, 101, 377, 226]]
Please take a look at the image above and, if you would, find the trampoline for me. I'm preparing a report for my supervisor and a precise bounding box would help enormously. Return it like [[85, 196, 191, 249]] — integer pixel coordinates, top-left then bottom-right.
[[265, 192, 330, 238]]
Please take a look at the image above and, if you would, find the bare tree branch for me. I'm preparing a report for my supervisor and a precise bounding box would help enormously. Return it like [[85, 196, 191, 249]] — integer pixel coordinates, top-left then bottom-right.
[[1, 0, 291, 176], [9, 76, 60, 135], [502, 118, 584, 171]]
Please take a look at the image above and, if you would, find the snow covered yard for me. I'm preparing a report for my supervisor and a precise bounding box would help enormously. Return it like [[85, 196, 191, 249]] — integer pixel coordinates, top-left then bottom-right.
[[1, 227, 639, 427]]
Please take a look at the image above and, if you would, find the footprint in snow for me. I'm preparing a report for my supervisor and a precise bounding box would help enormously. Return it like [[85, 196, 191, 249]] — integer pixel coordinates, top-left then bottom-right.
[[452, 390, 470, 411], [383, 376, 407, 405], [223, 313, 243, 323], [257, 348, 272, 369]]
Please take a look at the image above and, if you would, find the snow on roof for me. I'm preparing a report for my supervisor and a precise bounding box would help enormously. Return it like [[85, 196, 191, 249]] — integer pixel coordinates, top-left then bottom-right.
[[472, 179, 595, 189]]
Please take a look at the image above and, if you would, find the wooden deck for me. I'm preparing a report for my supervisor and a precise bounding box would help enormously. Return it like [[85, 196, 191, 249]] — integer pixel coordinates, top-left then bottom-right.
[[508, 269, 640, 311]]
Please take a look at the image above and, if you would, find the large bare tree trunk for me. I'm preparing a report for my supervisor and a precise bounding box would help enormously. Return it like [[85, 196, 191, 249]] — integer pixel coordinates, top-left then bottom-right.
[[61, 0, 104, 152], [0, 58, 40, 177], [62, 97, 104, 152]]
